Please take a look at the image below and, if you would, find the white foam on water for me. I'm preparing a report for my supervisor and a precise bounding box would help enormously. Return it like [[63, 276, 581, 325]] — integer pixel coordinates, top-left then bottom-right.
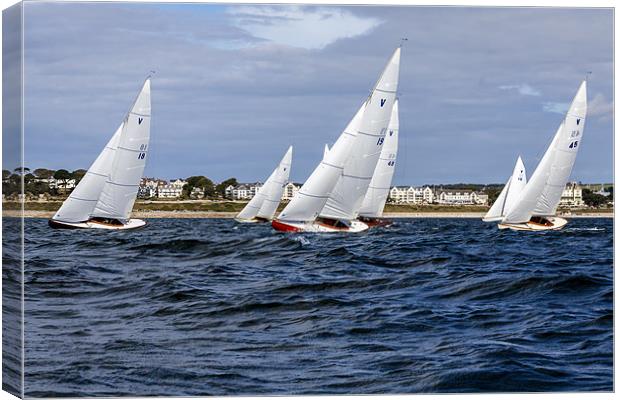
[[293, 236, 310, 246]]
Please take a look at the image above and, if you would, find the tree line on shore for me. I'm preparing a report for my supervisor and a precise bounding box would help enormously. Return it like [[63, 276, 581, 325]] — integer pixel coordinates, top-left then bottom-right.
[[2, 167, 87, 197], [180, 176, 239, 200], [3, 167, 613, 208], [1, 167, 242, 201]]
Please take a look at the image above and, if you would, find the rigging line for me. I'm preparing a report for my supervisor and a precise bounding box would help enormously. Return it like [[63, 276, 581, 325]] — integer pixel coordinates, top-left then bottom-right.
[[530, 121, 559, 173]]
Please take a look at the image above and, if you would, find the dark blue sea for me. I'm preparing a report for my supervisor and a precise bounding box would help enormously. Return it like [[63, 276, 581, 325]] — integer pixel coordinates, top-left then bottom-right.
[[9, 217, 615, 396]]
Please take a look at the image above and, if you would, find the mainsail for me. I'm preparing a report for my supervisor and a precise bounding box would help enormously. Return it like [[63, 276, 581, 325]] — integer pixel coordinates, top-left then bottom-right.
[[358, 99, 400, 218], [277, 105, 364, 222], [503, 80, 587, 223], [90, 78, 151, 221], [237, 146, 293, 221], [320, 47, 401, 221], [483, 156, 527, 222]]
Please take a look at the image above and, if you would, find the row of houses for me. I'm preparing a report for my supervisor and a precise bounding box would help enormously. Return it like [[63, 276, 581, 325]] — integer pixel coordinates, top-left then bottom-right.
[[222, 182, 490, 206], [390, 182, 587, 207], [8, 171, 594, 208], [134, 178, 587, 207], [224, 182, 300, 201], [35, 178, 77, 190], [388, 186, 489, 205], [138, 178, 188, 199]]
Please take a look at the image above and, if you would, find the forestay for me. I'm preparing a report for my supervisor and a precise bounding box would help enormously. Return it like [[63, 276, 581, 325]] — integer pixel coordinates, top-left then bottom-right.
[[92, 78, 152, 221], [358, 99, 400, 218], [503, 80, 587, 223], [320, 47, 401, 221]]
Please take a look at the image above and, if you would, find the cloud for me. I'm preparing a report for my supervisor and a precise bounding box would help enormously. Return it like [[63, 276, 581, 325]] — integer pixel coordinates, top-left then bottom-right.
[[226, 6, 381, 49], [21, 4, 613, 185], [498, 83, 541, 96], [542, 93, 612, 121], [588, 93, 613, 120], [542, 101, 569, 114]]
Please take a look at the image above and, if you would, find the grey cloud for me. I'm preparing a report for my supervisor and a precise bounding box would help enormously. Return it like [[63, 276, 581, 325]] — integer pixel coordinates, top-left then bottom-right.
[[21, 4, 613, 185]]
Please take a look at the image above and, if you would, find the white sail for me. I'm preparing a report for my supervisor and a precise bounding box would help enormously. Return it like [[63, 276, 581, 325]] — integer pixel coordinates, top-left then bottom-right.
[[358, 99, 400, 218], [235, 176, 272, 221], [51, 124, 123, 223], [91, 78, 152, 221], [503, 80, 587, 223], [257, 146, 293, 220], [237, 146, 293, 221], [483, 156, 527, 222], [277, 105, 364, 222], [323, 144, 330, 159], [320, 47, 401, 220], [484, 178, 510, 223]]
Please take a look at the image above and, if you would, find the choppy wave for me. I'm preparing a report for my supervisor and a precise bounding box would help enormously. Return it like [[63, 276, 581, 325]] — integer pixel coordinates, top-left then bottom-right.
[[15, 217, 613, 395]]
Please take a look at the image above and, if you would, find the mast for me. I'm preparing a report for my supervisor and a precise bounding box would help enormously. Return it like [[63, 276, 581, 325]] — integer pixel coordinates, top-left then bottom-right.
[[320, 46, 401, 221], [92, 78, 152, 221]]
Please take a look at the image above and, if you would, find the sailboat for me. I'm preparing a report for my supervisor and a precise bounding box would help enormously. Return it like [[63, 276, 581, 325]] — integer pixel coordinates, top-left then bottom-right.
[[483, 156, 527, 223], [357, 99, 399, 226], [235, 146, 293, 223], [49, 78, 152, 230], [484, 80, 587, 231], [272, 46, 401, 233]]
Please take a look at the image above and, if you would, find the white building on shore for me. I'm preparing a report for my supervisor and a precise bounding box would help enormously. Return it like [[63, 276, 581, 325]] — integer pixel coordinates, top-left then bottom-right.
[[435, 190, 488, 205], [138, 177, 166, 199], [157, 184, 182, 198], [281, 182, 301, 201], [137, 178, 187, 199], [559, 182, 584, 207], [158, 179, 187, 199], [388, 186, 434, 204], [225, 183, 263, 200], [41, 178, 77, 190]]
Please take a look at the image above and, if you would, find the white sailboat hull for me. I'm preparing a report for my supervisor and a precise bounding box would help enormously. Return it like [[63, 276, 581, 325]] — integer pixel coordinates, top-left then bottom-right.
[[272, 219, 369, 233], [498, 216, 568, 232], [234, 217, 270, 224], [48, 218, 147, 230]]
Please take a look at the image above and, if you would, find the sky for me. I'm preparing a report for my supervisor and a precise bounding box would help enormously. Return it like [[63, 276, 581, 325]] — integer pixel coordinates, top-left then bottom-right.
[[19, 2, 613, 185]]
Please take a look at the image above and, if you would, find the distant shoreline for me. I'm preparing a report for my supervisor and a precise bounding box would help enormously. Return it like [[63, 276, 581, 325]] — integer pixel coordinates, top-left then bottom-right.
[[3, 210, 613, 219]]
